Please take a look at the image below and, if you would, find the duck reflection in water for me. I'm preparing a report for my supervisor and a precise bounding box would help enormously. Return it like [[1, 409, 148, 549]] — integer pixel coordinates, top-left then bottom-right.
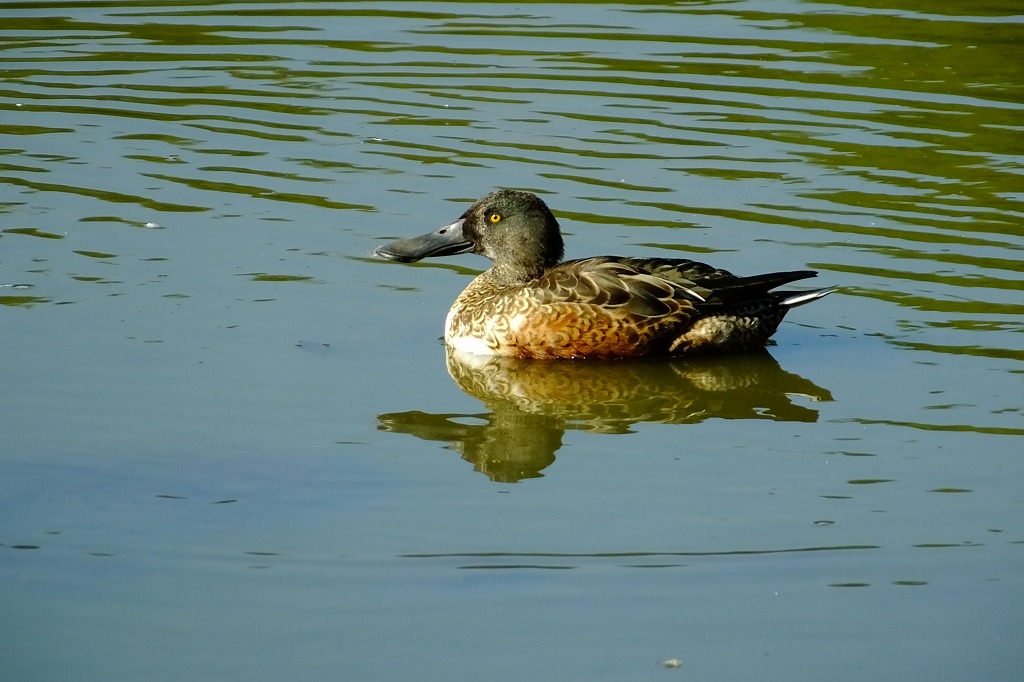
[[377, 348, 833, 483]]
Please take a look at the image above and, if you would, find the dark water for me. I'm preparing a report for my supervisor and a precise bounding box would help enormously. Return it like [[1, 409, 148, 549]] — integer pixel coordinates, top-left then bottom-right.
[[2, 2, 1021, 681]]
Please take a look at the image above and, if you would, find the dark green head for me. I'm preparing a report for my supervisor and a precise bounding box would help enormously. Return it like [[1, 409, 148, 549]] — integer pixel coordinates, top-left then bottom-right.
[[375, 189, 565, 284]]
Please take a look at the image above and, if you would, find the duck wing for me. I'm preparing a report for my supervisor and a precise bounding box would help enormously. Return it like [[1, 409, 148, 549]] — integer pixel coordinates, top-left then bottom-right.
[[531, 257, 707, 318], [614, 257, 821, 306], [535, 257, 820, 312]]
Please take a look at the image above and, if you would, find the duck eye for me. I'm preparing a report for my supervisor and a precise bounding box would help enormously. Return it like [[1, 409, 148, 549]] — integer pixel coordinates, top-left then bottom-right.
[[488, 212, 502, 224]]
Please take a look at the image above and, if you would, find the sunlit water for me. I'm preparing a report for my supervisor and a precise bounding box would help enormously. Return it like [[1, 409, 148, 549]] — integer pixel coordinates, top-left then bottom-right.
[[2, 2, 1021, 681]]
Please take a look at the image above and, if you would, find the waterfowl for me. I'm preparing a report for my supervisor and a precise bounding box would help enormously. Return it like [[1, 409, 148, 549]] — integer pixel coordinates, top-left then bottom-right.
[[375, 189, 833, 360]]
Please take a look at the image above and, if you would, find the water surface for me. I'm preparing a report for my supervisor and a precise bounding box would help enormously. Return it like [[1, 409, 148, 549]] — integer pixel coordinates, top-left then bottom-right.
[[1, 2, 1021, 681]]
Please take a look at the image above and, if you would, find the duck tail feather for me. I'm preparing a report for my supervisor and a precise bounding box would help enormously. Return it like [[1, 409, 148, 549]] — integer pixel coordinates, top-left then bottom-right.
[[778, 286, 837, 309]]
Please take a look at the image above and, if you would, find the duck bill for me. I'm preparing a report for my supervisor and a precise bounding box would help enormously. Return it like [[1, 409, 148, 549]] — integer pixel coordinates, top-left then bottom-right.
[[374, 219, 473, 263]]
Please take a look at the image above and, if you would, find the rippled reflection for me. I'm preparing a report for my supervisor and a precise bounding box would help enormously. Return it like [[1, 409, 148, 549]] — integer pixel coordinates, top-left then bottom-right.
[[378, 349, 832, 482], [401, 543, 880, 570], [2, 0, 1019, 367]]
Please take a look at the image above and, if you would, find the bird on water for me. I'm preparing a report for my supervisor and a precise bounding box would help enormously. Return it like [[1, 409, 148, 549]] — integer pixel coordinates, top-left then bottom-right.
[[374, 189, 833, 360]]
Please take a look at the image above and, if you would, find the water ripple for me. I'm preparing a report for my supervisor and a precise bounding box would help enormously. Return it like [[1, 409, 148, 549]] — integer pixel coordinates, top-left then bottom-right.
[[0, 0, 1020, 367]]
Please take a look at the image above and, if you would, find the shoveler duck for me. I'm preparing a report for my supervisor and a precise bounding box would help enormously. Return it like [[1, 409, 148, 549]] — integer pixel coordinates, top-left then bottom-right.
[[375, 189, 833, 360]]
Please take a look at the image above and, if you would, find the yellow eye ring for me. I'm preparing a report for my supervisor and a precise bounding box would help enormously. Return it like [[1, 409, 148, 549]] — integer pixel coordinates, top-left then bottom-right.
[[488, 212, 502, 223]]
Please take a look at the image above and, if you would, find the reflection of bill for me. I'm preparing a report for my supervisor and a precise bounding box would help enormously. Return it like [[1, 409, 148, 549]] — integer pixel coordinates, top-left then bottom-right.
[[377, 349, 832, 482]]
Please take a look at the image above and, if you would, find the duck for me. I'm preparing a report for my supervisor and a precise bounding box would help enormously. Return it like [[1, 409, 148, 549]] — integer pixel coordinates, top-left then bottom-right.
[[374, 189, 833, 360]]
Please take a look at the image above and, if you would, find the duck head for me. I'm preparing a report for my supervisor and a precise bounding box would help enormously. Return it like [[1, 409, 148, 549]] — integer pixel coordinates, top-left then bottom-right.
[[375, 189, 565, 283]]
